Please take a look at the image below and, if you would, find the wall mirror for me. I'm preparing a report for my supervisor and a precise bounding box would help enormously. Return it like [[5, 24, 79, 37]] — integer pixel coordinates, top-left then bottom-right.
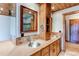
[[20, 5, 38, 33], [0, 3, 16, 16]]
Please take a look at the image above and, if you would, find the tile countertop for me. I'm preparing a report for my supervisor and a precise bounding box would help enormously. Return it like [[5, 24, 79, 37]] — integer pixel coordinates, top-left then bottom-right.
[[0, 40, 16, 56], [8, 35, 61, 56]]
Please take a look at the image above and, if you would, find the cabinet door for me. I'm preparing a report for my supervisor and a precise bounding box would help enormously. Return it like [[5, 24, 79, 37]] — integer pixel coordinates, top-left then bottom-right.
[[56, 39, 60, 55], [41, 46, 50, 56], [50, 42, 57, 56], [32, 51, 41, 56]]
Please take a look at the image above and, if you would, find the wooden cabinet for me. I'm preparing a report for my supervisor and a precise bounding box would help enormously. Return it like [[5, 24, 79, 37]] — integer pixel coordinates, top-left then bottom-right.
[[50, 39, 61, 56], [32, 39, 61, 56], [45, 4, 52, 40], [41, 46, 50, 56], [56, 39, 61, 55], [39, 3, 52, 40], [46, 3, 51, 17], [31, 51, 41, 56], [50, 41, 57, 56], [32, 46, 50, 56]]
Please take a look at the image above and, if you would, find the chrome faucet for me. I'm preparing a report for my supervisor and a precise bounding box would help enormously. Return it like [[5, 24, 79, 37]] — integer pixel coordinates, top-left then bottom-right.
[[27, 36, 32, 44]]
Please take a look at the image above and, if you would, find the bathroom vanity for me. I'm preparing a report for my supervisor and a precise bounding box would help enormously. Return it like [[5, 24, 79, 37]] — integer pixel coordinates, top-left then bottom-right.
[[9, 35, 61, 56], [32, 38, 60, 56]]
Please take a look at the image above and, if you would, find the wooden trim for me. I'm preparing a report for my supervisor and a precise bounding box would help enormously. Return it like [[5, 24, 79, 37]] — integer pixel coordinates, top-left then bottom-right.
[[63, 10, 79, 51], [20, 5, 37, 12], [31, 50, 42, 56], [64, 10, 79, 15], [69, 19, 79, 25], [20, 5, 38, 33], [50, 17, 52, 33], [52, 4, 79, 12], [20, 5, 23, 32]]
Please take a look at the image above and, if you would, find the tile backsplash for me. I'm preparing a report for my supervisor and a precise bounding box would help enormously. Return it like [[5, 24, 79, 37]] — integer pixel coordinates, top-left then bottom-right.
[[16, 37, 28, 45]]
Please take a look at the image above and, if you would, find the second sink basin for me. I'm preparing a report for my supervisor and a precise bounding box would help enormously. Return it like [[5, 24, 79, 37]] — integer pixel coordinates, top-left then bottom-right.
[[28, 41, 41, 48]]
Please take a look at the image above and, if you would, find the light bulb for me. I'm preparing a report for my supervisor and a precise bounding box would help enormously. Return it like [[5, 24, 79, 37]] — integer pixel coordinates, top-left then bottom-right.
[[29, 11, 31, 14], [0, 8, 3, 11], [52, 6, 55, 9], [0, 8, 3, 14]]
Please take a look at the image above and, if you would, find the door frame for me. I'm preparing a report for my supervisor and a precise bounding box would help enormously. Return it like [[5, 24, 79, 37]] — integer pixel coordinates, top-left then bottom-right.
[[63, 10, 79, 51]]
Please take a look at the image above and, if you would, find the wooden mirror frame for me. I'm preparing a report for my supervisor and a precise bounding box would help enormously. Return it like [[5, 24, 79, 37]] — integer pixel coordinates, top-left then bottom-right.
[[20, 5, 38, 33]]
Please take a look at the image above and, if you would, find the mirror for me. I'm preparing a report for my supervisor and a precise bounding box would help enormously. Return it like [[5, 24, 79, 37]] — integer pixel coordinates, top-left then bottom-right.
[[20, 5, 38, 33], [0, 3, 16, 16]]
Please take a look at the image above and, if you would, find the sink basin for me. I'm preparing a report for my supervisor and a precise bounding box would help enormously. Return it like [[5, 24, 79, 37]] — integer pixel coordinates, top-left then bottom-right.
[[28, 41, 41, 48]]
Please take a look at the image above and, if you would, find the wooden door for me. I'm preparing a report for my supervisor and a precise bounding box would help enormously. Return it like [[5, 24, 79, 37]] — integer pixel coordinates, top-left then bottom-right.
[[69, 19, 79, 43]]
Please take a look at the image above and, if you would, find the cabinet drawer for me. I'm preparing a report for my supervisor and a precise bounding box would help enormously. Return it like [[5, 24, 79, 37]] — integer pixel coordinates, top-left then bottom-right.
[[42, 46, 49, 56]]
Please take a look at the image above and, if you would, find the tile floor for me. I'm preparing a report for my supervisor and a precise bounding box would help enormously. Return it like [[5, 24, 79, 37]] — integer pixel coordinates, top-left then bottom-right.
[[59, 42, 79, 56]]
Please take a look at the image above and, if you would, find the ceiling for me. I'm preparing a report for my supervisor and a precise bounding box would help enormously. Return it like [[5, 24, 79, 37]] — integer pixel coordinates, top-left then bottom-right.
[[51, 3, 79, 12]]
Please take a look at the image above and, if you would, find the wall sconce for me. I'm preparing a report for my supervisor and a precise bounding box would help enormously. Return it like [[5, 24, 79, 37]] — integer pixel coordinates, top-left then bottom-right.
[[52, 4, 55, 10], [0, 7, 3, 14]]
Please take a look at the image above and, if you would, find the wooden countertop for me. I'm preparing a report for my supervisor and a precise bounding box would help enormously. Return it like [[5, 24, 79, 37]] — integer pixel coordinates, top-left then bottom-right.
[[8, 35, 61, 56]]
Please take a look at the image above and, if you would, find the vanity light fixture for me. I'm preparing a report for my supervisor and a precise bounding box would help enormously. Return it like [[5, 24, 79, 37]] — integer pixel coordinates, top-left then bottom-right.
[[52, 6, 55, 9], [52, 4, 55, 10], [11, 10, 14, 14], [28, 11, 32, 14], [9, 9, 14, 16], [0, 7, 3, 14], [10, 10, 14, 15], [0, 8, 3, 11]]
